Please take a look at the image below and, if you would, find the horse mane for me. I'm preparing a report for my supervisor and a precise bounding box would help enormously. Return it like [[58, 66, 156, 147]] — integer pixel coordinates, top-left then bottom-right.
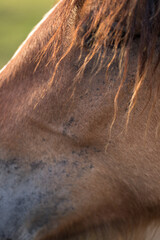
[[39, 0, 160, 128]]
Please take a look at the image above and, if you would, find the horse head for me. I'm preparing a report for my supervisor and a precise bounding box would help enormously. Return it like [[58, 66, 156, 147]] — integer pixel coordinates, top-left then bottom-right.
[[0, 0, 160, 239]]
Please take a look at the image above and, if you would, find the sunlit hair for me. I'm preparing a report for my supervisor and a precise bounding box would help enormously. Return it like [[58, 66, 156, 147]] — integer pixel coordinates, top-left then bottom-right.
[[37, 0, 160, 130]]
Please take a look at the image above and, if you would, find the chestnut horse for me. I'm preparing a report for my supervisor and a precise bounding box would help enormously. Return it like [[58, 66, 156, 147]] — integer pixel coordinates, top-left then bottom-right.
[[0, 0, 160, 239]]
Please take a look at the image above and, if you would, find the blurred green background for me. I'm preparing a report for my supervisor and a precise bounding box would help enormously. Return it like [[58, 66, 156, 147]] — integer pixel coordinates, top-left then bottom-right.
[[0, 0, 57, 69]]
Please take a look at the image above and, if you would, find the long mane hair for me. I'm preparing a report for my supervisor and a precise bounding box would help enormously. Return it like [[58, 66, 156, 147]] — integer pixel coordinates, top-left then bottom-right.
[[38, 0, 160, 128]]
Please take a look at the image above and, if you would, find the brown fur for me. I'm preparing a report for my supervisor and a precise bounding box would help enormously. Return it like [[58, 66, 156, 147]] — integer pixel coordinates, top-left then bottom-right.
[[39, 0, 160, 129], [0, 0, 160, 240]]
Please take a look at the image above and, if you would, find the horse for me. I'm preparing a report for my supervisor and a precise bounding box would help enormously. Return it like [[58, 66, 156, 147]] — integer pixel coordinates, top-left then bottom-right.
[[0, 0, 160, 239]]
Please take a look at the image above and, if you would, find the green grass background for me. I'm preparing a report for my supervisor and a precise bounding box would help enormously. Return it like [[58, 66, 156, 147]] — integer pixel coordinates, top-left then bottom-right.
[[0, 0, 57, 69]]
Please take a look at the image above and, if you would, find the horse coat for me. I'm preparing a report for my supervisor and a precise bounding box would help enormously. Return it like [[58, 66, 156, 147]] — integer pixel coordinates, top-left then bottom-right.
[[0, 0, 160, 239]]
